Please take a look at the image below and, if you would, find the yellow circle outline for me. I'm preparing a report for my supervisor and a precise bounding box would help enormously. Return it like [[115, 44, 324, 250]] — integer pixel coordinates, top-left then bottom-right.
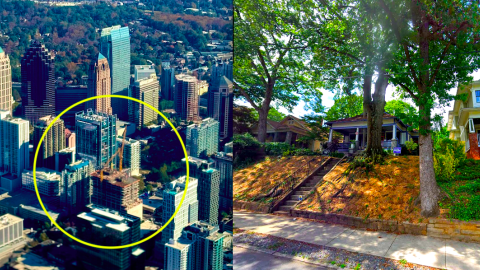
[[33, 94, 189, 249]]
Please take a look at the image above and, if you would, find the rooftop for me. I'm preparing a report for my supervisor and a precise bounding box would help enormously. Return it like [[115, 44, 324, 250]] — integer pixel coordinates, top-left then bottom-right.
[[77, 207, 133, 233], [91, 169, 139, 188], [23, 168, 61, 181], [0, 214, 23, 229]]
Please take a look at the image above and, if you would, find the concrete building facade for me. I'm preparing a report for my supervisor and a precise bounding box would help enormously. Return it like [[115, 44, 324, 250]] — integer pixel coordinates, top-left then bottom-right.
[[33, 115, 66, 170], [0, 47, 13, 113], [116, 138, 140, 176], [175, 74, 199, 122], [0, 112, 29, 179], [61, 159, 94, 214], [22, 168, 61, 196], [186, 118, 219, 158], [129, 74, 159, 128], [161, 62, 175, 100], [87, 53, 112, 114]]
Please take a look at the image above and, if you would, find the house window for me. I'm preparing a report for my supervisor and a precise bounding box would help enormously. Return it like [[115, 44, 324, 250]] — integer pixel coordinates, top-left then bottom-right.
[[288, 120, 294, 125], [476, 90, 480, 103]]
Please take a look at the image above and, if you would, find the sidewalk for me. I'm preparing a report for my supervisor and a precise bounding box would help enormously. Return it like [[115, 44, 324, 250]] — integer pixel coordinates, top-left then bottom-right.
[[234, 211, 480, 270]]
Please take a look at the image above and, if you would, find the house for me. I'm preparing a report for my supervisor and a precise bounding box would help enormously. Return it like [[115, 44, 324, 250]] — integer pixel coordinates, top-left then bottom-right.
[[251, 115, 322, 150], [448, 80, 480, 159], [325, 113, 419, 152]]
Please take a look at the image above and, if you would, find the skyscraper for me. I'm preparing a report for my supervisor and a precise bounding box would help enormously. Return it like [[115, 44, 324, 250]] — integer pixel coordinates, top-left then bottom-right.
[[0, 47, 13, 113], [61, 159, 94, 214], [33, 115, 66, 170], [210, 59, 233, 83], [134, 65, 156, 81], [100, 25, 131, 120], [175, 74, 199, 122], [186, 118, 219, 158], [212, 152, 233, 211], [90, 169, 142, 219], [182, 157, 220, 225], [116, 137, 141, 176], [165, 221, 225, 270], [75, 109, 117, 168], [129, 73, 159, 128], [87, 53, 112, 114], [161, 175, 199, 245], [21, 41, 55, 124], [208, 76, 233, 139], [161, 62, 175, 100], [0, 111, 29, 178], [76, 205, 145, 270]]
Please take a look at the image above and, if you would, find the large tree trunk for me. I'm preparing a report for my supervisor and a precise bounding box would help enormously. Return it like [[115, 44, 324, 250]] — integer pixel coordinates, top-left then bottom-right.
[[418, 105, 440, 217], [257, 107, 269, 143], [364, 69, 388, 161]]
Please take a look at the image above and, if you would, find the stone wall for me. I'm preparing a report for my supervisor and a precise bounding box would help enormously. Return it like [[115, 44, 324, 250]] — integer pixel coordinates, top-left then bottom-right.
[[427, 218, 480, 242], [233, 200, 270, 213]]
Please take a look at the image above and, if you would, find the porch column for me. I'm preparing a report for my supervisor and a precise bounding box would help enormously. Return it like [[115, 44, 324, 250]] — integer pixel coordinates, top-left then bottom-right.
[[328, 128, 333, 142], [273, 132, 279, 142], [355, 128, 359, 149], [362, 128, 366, 148], [285, 131, 293, 144], [391, 125, 398, 151]]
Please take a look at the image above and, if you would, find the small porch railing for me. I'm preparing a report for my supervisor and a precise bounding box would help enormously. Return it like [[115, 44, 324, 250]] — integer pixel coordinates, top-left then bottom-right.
[[381, 140, 392, 149]]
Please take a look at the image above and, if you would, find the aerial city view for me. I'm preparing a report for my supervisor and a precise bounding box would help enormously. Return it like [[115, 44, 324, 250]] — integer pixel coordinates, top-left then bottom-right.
[[0, 0, 232, 269]]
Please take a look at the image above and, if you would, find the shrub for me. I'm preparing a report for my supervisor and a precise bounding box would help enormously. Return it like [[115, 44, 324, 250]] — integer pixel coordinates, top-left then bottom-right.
[[329, 152, 345, 158], [265, 142, 294, 156], [405, 138, 418, 154], [233, 133, 263, 168], [433, 138, 465, 182], [450, 195, 480, 221]]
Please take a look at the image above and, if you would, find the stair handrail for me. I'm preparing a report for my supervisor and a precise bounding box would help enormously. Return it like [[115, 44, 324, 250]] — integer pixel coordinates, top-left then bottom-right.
[[269, 156, 331, 212]]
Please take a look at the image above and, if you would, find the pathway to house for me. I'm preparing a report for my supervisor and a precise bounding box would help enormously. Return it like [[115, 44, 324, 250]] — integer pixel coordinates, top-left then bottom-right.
[[234, 211, 480, 270]]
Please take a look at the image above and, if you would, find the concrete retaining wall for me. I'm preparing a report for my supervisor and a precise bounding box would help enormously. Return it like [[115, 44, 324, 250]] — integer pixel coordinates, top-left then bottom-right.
[[233, 200, 270, 213]]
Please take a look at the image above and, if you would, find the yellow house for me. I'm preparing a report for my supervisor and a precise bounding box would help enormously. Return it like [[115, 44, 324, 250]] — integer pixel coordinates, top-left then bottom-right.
[[447, 80, 480, 159], [251, 115, 322, 151]]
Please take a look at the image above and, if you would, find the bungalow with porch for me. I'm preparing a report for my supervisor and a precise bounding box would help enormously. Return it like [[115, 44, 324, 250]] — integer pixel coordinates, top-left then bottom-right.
[[325, 113, 419, 153], [251, 115, 322, 150], [448, 80, 480, 159]]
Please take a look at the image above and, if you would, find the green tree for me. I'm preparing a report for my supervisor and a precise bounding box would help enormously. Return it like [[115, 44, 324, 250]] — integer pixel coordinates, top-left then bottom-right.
[[233, 104, 257, 134], [234, 0, 323, 143], [380, 0, 480, 217], [384, 100, 418, 129], [325, 94, 363, 122]]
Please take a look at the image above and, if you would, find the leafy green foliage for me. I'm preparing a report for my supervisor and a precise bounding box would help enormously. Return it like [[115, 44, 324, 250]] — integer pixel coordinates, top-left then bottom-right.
[[252, 107, 287, 122], [233, 133, 263, 167], [325, 94, 363, 122], [405, 139, 418, 154], [384, 100, 418, 129], [233, 105, 258, 134], [264, 142, 293, 156], [434, 138, 465, 182]]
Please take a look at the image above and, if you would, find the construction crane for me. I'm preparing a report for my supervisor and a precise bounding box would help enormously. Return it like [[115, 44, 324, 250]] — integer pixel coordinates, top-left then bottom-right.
[[100, 129, 127, 182]]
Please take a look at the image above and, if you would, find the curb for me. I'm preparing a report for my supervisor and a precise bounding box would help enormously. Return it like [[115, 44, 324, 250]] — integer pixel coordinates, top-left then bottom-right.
[[234, 243, 338, 269]]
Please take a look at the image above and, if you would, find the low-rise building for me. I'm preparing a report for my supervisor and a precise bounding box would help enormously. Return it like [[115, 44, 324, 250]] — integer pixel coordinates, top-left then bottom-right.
[[22, 168, 62, 196]]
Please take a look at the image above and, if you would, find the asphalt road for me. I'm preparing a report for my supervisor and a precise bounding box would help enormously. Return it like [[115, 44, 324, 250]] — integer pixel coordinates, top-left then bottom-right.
[[233, 246, 329, 270]]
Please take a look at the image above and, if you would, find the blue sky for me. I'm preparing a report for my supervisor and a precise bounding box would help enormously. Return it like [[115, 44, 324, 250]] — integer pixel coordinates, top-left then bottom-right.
[[236, 71, 480, 125]]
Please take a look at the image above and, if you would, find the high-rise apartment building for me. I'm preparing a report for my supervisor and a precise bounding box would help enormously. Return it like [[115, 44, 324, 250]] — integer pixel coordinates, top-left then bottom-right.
[[87, 53, 112, 114], [165, 221, 224, 270], [161, 175, 199, 245], [161, 62, 175, 100], [182, 157, 220, 225], [175, 74, 199, 122], [22, 168, 61, 197], [134, 65, 156, 81], [90, 169, 142, 220], [100, 25, 131, 120], [129, 74, 159, 128], [116, 137, 140, 176], [61, 159, 94, 214], [186, 118, 219, 158], [75, 109, 117, 168], [208, 76, 233, 139], [0, 47, 13, 113], [55, 147, 75, 172], [76, 205, 145, 270], [33, 115, 66, 170], [21, 41, 55, 124], [212, 152, 233, 211], [0, 111, 29, 179]]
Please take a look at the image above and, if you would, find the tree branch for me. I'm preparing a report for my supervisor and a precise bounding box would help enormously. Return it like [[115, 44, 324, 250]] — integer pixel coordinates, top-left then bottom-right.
[[233, 82, 260, 111]]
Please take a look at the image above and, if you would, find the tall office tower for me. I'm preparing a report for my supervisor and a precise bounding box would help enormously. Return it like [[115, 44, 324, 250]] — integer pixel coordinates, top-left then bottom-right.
[[134, 65, 155, 81], [55, 86, 88, 125], [0, 47, 13, 113], [76, 205, 145, 270], [208, 76, 233, 139], [22, 168, 61, 196], [55, 147, 75, 172], [161, 62, 175, 100], [186, 118, 219, 158], [61, 159, 94, 214], [129, 74, 159, 128], [175, 74, 199, 122], [90, 169, 142, 219], [182, 157, 220, 225], [161, 175, 199, 245], [0, 111, 29, 179], [21, 40, 55, 124], [212, 152, 233, 211], [87, 53, 112, 114], [210, 59, 233, 83], [116, 138, 140, 176], [100, 25, 131, 120], [165, 221, 225, 270], [33, 115, 66, 170], [75, 109, 117, 168]]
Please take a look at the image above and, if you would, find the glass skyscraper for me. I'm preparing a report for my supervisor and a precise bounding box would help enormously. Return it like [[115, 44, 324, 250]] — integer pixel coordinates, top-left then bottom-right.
[[100, 25, 131, 120]]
